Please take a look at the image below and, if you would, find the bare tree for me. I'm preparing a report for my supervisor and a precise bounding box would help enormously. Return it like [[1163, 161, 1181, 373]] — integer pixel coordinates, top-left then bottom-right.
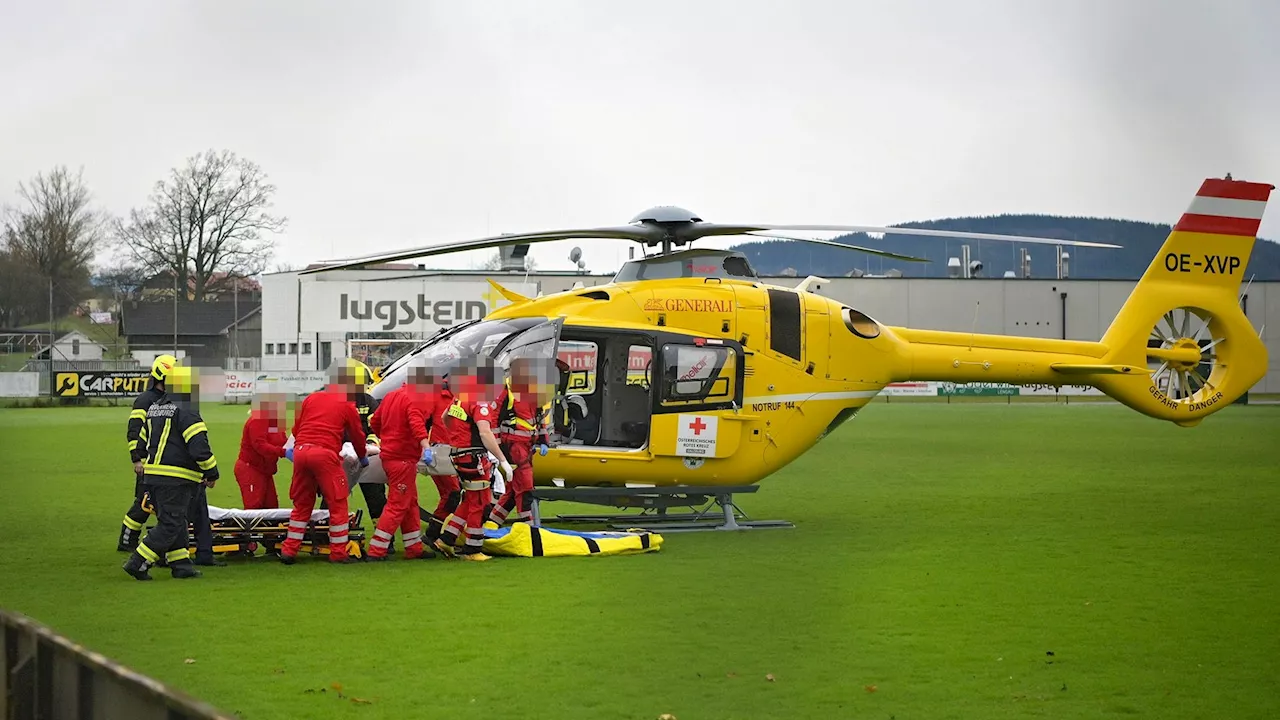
[[0, 246, 45, 326], [114, 149, 286, 301], [3, 165, 103, 317], [92, 259, 151, 307], [477, 251, 504, 271]]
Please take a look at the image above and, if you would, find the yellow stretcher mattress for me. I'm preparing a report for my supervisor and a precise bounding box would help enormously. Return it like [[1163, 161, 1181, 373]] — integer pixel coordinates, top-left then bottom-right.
[[482, 523, 662, 558]]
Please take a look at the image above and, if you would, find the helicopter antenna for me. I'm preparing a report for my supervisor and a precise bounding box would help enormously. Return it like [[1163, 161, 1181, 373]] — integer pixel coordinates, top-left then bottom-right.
[[968, 301, 981, 351], [1239, 273, 1256, 306]]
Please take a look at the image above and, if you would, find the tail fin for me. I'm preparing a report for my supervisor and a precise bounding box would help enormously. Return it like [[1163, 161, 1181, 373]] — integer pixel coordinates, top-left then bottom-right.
[[487, 278, 532, 305], [1096, 176, 1273, 426]]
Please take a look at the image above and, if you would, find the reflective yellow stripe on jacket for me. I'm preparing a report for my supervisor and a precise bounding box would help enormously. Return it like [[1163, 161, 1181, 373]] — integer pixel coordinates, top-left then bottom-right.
[[182, 422, 208, 442], [500, 385, 539, 433], [144, 465, 204, 482]]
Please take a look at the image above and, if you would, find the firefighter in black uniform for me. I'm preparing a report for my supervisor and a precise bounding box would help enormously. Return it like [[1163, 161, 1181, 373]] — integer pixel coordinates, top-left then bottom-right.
[[122, 365, 219, 581], [118, 354, 175, 552]]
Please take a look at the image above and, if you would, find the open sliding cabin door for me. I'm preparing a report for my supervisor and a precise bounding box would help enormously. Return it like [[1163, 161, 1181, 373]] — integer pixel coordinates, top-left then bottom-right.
[[494, 317, 565, 377]]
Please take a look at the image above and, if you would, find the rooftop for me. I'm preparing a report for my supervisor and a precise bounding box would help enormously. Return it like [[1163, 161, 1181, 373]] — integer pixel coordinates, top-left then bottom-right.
[[120, 300, 261, 337]]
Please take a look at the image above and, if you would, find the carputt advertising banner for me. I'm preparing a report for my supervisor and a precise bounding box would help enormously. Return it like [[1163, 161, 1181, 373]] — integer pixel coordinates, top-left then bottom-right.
[[297, 280, 539, 334], [52, 371, 152, 397]]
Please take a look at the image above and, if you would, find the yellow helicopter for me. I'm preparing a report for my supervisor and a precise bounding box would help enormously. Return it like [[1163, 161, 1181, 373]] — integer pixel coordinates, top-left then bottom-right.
[[304, 176, 1271, 489]]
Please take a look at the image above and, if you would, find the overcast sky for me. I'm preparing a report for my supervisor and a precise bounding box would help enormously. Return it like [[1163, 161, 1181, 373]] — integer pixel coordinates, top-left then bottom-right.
[[2, 0, 1277, 274]]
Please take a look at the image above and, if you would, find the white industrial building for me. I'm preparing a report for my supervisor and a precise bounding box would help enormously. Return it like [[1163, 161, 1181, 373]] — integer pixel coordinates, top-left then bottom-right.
[[261, 267, 1280, 393]]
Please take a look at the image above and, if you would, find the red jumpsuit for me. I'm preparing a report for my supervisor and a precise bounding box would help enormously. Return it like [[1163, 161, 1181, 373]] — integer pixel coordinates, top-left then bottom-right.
[[282, 386, 366, 562], [366, 383, 433, 559], [234, 411, 287, 509], [423, 386, 461, 544], [432, 398, 497, 557], [488, 387, 546, 526]]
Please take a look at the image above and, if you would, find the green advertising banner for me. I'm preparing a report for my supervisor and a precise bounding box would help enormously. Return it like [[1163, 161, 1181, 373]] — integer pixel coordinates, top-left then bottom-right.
[[937, 383, 1021, 397]]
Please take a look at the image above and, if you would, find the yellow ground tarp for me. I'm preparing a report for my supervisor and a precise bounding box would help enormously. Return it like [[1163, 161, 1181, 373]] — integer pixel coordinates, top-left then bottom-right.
[[481, 523, 662, 558]]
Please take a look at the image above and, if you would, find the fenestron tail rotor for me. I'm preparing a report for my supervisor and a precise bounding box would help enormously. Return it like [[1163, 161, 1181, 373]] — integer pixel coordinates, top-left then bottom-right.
[[1146, 307, 1224, 404]]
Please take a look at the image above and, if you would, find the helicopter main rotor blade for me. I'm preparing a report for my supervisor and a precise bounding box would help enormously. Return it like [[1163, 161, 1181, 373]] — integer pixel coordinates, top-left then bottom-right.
[[742, 231, 931, 262], [676, 223, 774, 239], [299, 225, 657, 274], [741, 224, 1123, 249]]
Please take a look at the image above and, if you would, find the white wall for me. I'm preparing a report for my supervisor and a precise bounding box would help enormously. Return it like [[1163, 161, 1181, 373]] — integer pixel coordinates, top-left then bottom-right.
[[131, 349, 186, 364], [0, 372, 39, 397]]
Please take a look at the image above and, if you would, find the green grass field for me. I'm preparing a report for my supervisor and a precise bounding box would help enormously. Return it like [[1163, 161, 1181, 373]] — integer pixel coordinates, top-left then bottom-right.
[[1, 402, 1277, 719]]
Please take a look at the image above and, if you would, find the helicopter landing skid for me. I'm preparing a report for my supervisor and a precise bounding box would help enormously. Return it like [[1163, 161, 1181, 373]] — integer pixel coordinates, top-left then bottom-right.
[[530, 485, 794, 533]]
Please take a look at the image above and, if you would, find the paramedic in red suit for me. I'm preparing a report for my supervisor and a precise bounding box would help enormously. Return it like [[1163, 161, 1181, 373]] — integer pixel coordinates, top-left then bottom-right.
[[366, 365, 439, 560], [421, 375, 461, 546], [432, 357, 511, 561], [488, 357, 553, 527], [280, 364, 368, 564], [234, 393, 288, 509]]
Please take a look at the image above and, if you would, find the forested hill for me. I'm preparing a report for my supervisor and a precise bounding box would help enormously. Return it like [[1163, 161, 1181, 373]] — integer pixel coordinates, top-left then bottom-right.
[[729, 215, 1280, 280]]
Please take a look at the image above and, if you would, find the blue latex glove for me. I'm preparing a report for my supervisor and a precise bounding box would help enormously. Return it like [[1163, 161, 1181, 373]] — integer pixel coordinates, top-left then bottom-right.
[[284, 447, 294, 462], [421, 447, 434, 465], [359, 456, 370, 468], [538, 444, 548, 456]]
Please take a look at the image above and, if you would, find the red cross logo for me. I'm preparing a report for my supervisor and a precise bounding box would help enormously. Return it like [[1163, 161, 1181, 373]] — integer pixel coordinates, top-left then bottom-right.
[[689, 417, 707, 435]]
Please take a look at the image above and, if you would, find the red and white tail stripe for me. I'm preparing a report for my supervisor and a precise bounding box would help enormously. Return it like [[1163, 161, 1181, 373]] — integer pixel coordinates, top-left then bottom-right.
[[1174, 178, 1274, 237]]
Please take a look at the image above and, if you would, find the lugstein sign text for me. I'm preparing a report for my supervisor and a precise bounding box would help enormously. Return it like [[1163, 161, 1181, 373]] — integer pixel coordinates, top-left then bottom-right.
[[340, 294, 488, 331]]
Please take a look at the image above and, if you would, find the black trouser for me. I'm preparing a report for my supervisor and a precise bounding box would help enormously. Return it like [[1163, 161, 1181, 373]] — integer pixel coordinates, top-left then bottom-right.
[[136, 482, 197, 570], [118, 474, 151, 548], [188, 483, 214, 560]]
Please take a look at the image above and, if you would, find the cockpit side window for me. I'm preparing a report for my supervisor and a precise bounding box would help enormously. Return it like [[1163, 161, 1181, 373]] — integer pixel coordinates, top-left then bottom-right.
[[557, 340, 599, 395], [659, 343, 738, 407], [722, 255, 756, 278]]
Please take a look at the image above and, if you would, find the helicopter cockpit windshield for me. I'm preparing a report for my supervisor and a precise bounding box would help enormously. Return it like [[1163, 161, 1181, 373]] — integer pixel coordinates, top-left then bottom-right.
[[612, 250, 758, 283], [373, 316, 546, 399]]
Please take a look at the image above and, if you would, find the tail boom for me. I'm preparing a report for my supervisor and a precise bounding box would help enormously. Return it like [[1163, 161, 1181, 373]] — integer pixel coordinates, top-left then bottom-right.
[[887, 328, 1112, 385], [884, 176, 1272, 427]]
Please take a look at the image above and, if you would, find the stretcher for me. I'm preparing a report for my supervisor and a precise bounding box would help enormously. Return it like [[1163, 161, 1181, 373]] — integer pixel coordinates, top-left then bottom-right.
[[191, 505, 656, 559], [191, 506, 368, 559]]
